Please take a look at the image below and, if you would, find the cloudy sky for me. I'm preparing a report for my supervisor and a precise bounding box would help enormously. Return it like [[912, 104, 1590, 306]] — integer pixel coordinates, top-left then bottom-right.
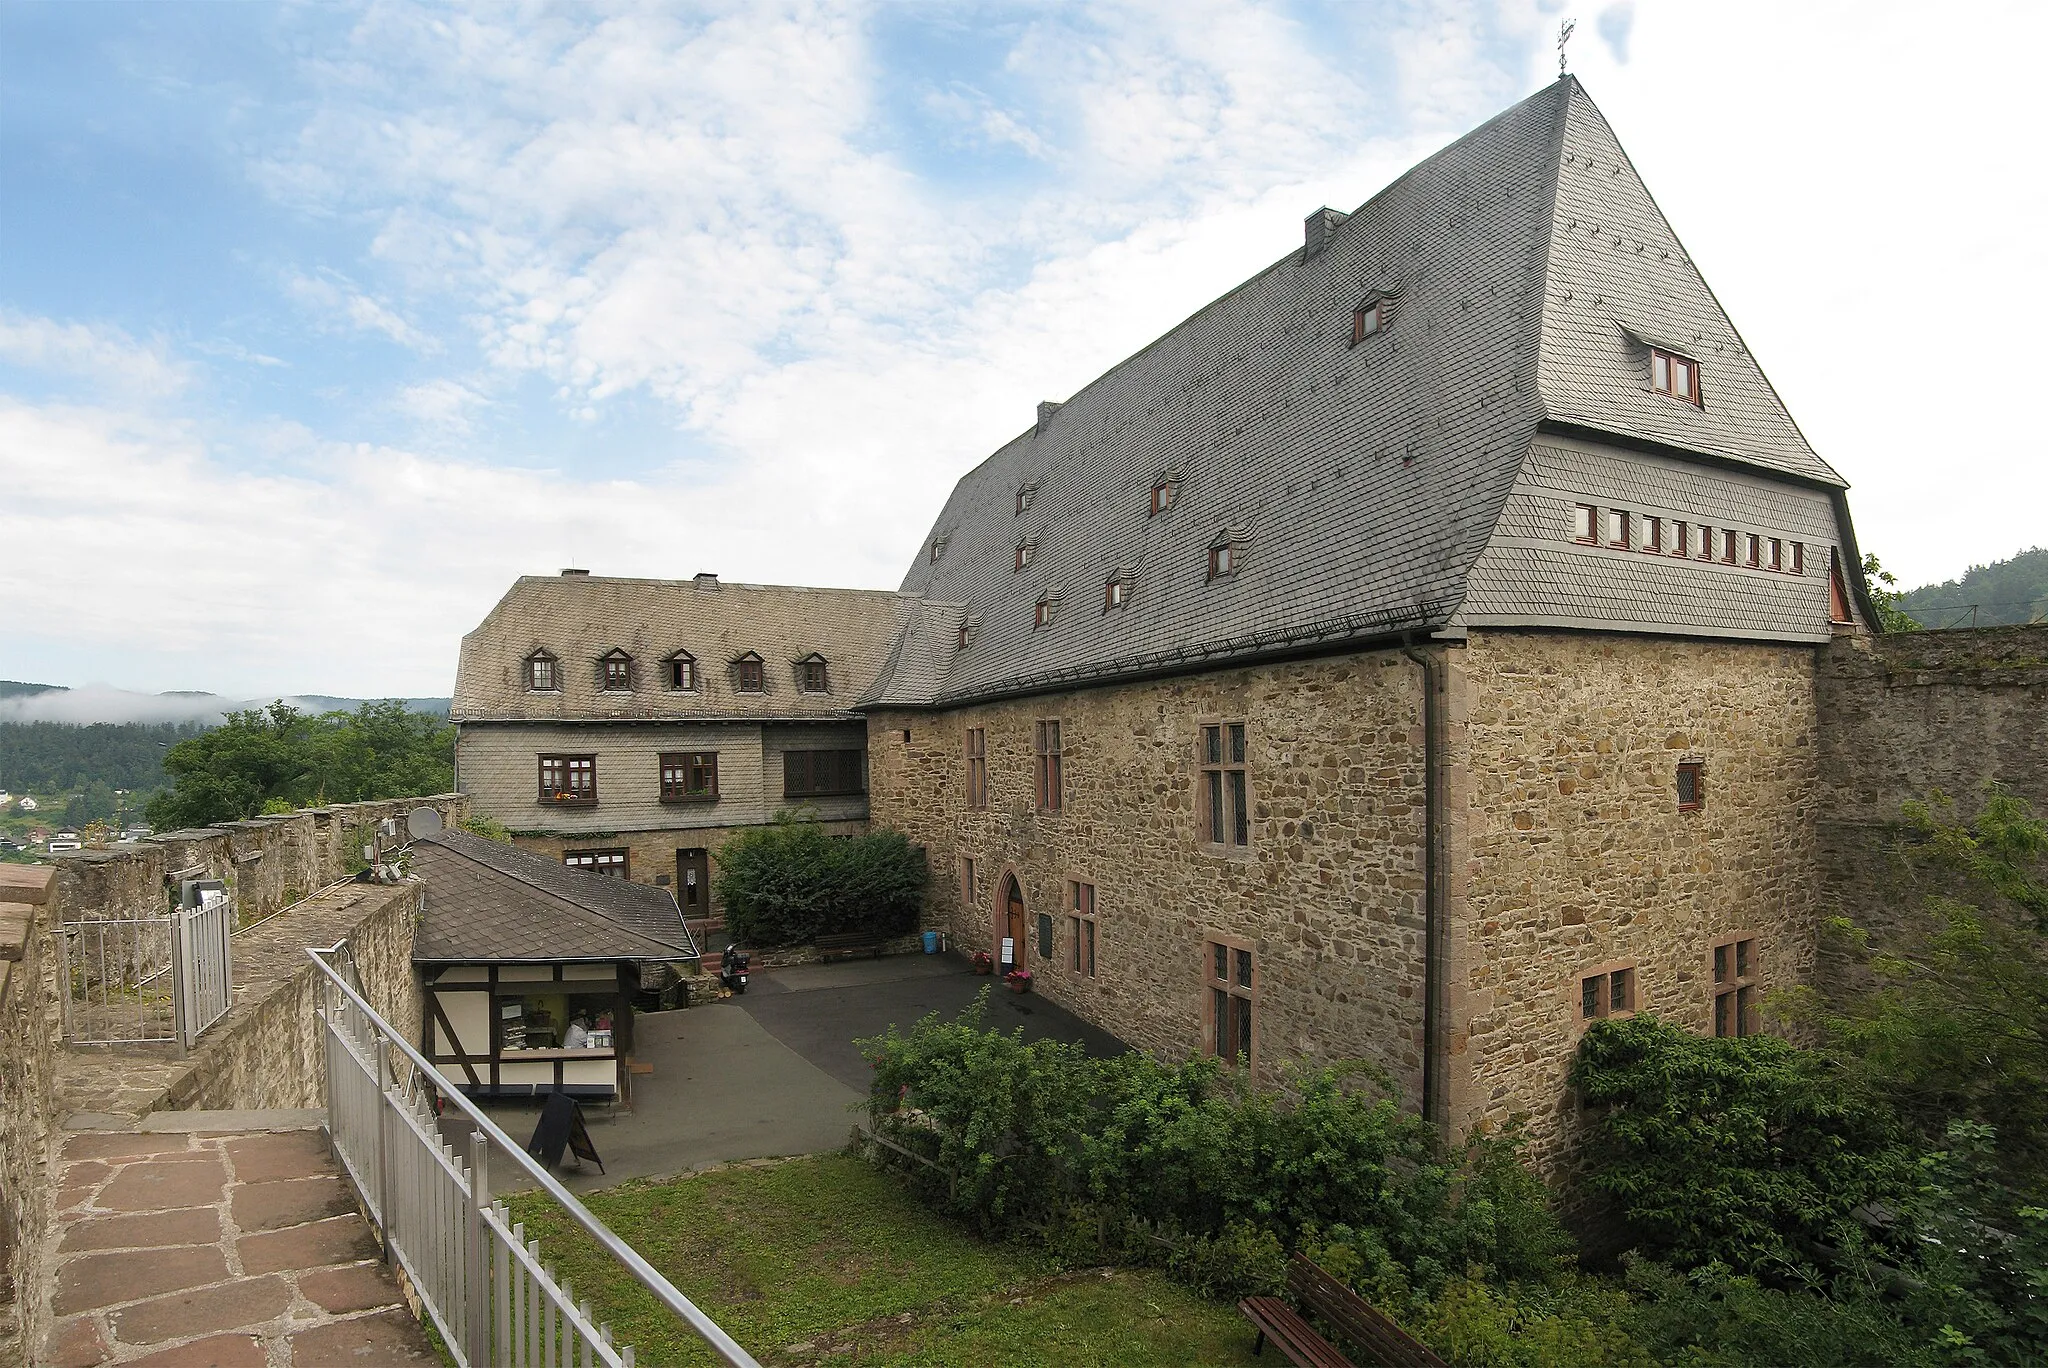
[[2, 0, 2041, 700]]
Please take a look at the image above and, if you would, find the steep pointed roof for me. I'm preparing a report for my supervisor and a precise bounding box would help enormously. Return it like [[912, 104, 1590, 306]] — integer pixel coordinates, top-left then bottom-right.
[[866, 79, 1855, 708]]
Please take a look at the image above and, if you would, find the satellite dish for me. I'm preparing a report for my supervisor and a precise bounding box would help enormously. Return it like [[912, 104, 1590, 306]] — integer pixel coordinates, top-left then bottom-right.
[[406, 807, 445, 840]]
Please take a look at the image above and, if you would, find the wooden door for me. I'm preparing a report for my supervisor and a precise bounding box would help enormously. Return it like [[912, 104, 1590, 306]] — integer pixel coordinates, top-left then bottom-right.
[[676, 848, 710, 917], [1001, 875, 1026, 970]]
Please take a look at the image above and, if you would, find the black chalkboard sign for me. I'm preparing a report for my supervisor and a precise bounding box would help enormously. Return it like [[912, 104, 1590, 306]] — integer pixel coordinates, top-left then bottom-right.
[[527, 1091, 605, 1173]]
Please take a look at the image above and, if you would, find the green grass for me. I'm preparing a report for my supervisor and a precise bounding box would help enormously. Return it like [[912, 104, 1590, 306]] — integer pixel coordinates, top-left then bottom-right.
[[505, 1153, 1262, 1366]]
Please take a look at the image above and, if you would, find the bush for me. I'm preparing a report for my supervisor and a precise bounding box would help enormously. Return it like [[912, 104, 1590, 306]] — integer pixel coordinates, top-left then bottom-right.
[[1569, 1013, 1917, 1282], [716, 812, 927, 946]]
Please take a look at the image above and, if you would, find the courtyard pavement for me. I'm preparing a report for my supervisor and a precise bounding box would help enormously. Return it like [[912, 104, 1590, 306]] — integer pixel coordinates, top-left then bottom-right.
[[475, 950, 1129, 1192]]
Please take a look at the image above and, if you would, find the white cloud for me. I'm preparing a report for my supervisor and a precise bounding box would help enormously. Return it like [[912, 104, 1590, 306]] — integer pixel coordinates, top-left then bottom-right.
[[393, 377, 488, 434], [0, 310, 189, 397], [285, 270, 439, 352]]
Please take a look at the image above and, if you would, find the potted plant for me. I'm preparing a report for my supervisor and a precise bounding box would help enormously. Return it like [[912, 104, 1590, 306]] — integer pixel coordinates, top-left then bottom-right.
[[1004, 967, 1033, 994], [971, 950, 994, 975]]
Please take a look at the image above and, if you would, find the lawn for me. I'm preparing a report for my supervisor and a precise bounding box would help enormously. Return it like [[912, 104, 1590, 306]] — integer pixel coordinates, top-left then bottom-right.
[[505, 1152, 1264, 1367]]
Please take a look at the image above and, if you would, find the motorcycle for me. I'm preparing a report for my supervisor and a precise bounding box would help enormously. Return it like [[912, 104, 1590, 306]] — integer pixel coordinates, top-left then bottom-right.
[[719, 942, 751, 995]]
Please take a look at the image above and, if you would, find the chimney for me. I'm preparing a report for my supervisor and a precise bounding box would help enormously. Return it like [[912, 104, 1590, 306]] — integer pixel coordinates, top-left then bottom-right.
[[1303, 207, 1350, 258], [693, 572, 720, 590], [560, 568, 590, 576], [1035, 400, 1062, 432]]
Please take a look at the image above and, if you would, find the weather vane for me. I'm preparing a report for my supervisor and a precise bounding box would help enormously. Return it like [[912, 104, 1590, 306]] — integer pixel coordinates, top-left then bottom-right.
[[1558, 17, 1577, 77]]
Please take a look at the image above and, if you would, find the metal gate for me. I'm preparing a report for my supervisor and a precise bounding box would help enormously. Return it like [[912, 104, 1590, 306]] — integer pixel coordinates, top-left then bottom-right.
[[172, 879, 233, 1047]]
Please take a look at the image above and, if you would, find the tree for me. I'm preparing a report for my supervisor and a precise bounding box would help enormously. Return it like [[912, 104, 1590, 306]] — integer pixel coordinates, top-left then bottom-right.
[[716, 812, 927, 945], [1862, 552, 1921, 634]]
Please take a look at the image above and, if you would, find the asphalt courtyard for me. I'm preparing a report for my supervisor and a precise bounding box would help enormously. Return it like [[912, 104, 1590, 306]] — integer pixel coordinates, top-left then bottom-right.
[[476, 951, 1128, 1192]]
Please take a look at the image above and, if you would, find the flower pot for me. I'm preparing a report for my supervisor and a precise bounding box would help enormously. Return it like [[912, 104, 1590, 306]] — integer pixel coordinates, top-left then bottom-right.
[[1006, 979, 1031, 994]]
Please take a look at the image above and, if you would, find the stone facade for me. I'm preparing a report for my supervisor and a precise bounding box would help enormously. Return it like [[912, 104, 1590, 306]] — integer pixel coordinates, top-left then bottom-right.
[[868, 647, 1434, 1106], [1447, 629, 1827, 1170], [508, 815, 867, 922], [0, 867, 62, 1362]]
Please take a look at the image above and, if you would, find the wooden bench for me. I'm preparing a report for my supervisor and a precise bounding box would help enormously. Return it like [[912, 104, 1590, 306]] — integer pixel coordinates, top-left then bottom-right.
[[1239, 1255, 1447, 1368], [815, 931, 886, 962]]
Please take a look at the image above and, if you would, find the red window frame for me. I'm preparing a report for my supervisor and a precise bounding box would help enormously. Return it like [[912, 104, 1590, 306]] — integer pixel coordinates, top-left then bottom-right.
[[1034, 720, 1062, 813], [659, 751, 718, 803], [1650, 346, 1703, 407]]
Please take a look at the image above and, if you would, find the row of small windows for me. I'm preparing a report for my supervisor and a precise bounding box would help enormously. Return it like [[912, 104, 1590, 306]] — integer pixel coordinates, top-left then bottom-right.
[[524, 650, 830, 695], [535, 749, 865, 806], [953, 538, 1238, 648], [1576, 934, 1759, 1038], [1571, 504, 1809, 575]]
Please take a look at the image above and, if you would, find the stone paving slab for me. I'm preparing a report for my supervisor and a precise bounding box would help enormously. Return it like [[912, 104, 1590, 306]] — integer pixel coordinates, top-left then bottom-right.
[[42, 1123, 436, 1365]]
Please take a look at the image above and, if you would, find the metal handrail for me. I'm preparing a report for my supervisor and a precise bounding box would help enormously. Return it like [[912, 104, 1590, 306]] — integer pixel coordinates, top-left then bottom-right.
[[305, 944, 761, 1367]]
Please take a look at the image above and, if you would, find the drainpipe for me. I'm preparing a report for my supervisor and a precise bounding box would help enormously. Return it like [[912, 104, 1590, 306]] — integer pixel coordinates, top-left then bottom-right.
[[1399, 638, 1447, 1132]]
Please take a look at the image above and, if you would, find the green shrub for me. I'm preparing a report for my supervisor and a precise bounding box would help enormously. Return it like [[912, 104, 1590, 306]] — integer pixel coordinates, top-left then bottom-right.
[[1167, 1221, 1286, 1300], [1617, 1257, 1939, 1368], [459, 813, 513, 842], [716, 812, 927, 946], [1416, 1274, 1654, 1368], [1569, 1014, 1917, 1282]]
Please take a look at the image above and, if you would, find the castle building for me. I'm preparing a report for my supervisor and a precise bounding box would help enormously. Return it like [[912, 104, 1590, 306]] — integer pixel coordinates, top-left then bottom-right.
[[857, 76, 1875, 1163], [450, 571, 911, 929]]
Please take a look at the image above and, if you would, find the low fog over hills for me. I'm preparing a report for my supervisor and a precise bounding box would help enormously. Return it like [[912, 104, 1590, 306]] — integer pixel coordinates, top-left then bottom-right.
[[0, 682, 450, 726]]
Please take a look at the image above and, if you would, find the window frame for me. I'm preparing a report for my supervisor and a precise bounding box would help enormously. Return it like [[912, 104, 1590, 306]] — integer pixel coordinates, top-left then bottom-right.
[[1640, 516, 1663, 554], [959, 855, 978, 910], [1671, 521, 1690, 558], [562, 848, 630, 879], [1150, 478, 1179, 515], [733, 654, 765, 693], [1606, 508, 1632, 549], [1015, 539, 1036, 571], [929, 537, 947, 564], [800, 657, 830, 694], [1791, 542, 1806, 576], [1208, 542, 1238, 580], [659, 751, 719, 804], [1721, 529, 1738, 565], [1649, 346, 1703, 408], [600, 651, 633, 692], [526, 652, 559, 693], [1016, 484, 1036, 515], [1676, 759, 1706, 812], [1696, 524, 1715, 562], [1350, 299, 1385, 344], [1033, 598, 1053, 630], [1744, 532, 1762, 568], [1572, 503, 1598, 544], [965, 727, 988, 810], [666, 654, 698, 692], [1199, 722, 1252, 853], [1104, 575, 1128, 611], [1712, 933, 1761, 1037], [537, 754, 597, 806], [1576, 960, 1638, 1028], [782, 749, 866, 799], [1828, 548, 1853, 624], [1034, 720, 1063, 814], [1203, 933, 1257, 1068], [1069, 880, 1097, 978]]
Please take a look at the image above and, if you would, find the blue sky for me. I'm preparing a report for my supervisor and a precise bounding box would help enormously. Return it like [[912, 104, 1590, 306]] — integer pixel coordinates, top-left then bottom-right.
[[2, 1, 2042, 702]]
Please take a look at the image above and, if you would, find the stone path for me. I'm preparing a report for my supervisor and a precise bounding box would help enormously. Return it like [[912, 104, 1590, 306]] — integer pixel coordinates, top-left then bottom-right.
[[42, 1114, 435, 1366]]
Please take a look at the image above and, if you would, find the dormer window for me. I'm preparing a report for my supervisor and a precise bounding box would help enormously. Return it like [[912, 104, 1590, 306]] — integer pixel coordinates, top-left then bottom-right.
[[1150, 471, 1182, 516], [1015, 539, 1037, 570], [1034, 597, 1054, 630], [799, 655, 830, 693], [1350, 295, 1395, 344], [930, 536, 948, 564], [1650, 346, 1702, 407], [1104, 572, 1131, 611], [956, 614, 980, 652], [1208, 533, 1243, 581], [600, 650, 633, 692], [733, 652, 765, 693], [667, 653, 697, 691], [525, 651, 558, 692], [1016, 483, 1037, 515]]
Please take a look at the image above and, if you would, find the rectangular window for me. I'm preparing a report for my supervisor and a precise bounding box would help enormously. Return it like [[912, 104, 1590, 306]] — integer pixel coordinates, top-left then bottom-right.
[[1640, 516, 1663, 553], [1721, 529, 1738, 564], [1016, 485, 1035, 514], [1205, 938, 1255, 1066], [1351, 300, 1383, 342], [1606, 509, 1631, 548], [1829, 549, 1853, 623], [965, 727, 988, 809], [1713, 936, 1759, 1037], [1035, 720, 1063, 813], [1069, 881, 1096, 977], [659, 751, 718, 803], [1572, 504, 1597, 543], [1696, 524, 1715, 561], [1650, 347, 1702, 407], [960, 856, 977, 910], [1104, 578, 1127, 610], [538, 755, 596, 805], [603, 657, 631, 690], [1200, 723, 1251, 848], [1744, 533, 1761, 568], [735, 658, 765, 692], [1767, 538, 1783, 572], [528, 656, 556, 691], [1677, 760, 1705, 812], [1034, 599, 1052, 629], [1671, 521, 1690, 558], [1791, 542, 1806, 575], [802, 659, 829, 693], [1578, 965, 1636, 1022], [783, 749, 865, 798], [1209, 543, 1236, 578], [668, 658, 696, 691], [1151, 480, 1178, 515], [563, 848, 628, 879], [1016, 541, 1035, 570]]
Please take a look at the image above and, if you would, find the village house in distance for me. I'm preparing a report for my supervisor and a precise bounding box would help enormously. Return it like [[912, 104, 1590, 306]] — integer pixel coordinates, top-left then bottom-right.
[[451, 572, 911, 926], [458, 76, 1883, 1168]]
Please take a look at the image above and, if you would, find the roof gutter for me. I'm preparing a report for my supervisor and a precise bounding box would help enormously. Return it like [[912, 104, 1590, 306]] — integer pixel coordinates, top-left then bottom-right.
[[1398, 635, 1448, 1133]]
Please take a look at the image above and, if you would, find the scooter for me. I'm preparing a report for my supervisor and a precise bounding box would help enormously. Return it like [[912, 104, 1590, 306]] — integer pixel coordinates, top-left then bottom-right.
[[719, 943, 751, 995]]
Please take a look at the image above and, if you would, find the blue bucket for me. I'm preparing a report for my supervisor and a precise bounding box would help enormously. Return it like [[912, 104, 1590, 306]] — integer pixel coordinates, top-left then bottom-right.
[[922, 930, 940, 954]]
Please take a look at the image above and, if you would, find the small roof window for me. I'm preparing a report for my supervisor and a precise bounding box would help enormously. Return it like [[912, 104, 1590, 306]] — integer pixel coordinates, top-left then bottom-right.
[[1015, 538, 1037, 570], [1650, 346, 1703, 408], [1150, 469, 1182, 516], [930, 536, 948, 564], [599, 648, 634, 692], [1104, 570, 1133, 611], [524, 649, 559, 692], [1016, 483, 1038, 515]]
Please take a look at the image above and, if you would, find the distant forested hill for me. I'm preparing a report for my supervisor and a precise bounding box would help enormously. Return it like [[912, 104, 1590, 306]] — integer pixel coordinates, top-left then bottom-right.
[[0, 720, 205, 794], [1899, 548, 2048, 628], [0, 681, 64, 699]]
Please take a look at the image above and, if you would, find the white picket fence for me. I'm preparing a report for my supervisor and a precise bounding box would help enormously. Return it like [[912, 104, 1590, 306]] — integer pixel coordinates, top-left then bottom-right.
[[309, 945, 760, 1368]]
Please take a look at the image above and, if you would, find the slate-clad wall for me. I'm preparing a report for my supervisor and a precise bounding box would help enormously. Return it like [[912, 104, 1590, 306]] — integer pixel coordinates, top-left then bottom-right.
[[867, 647, 1433, 1105], [1447, 629, 1826, 1174]]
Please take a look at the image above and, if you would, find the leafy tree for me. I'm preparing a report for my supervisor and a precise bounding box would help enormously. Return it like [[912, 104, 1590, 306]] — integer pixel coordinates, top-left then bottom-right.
[[1862, 552, 1921, 634], [715, 812, 927, 945], [1896, 546, 2048, 628], [145, 700, 452, 830]]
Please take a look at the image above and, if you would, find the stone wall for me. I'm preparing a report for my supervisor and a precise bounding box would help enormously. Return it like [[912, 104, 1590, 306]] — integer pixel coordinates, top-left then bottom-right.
[[48, 793, 464, 933], [0, 868, 61, 1362], [510, 817, 867, 925], [1447, 630, 1828, 1173], [866, 646, 1433, 1103]]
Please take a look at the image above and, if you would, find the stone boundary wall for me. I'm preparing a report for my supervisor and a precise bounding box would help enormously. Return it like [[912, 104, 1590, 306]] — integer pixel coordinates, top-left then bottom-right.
[[1814, 624, 2048, 992], [49, 793, 465, 932], [0, 868, 61, 1362]]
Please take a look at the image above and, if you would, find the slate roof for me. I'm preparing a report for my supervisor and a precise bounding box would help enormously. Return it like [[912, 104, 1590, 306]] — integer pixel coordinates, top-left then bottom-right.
[[454, 576, 915, 724], [412, 830, 696, 962], [865, 78, 1864, 709]]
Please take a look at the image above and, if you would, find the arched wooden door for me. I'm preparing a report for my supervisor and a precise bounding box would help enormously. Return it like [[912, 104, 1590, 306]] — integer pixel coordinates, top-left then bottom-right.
[[1000, 874, 1026, 970]]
